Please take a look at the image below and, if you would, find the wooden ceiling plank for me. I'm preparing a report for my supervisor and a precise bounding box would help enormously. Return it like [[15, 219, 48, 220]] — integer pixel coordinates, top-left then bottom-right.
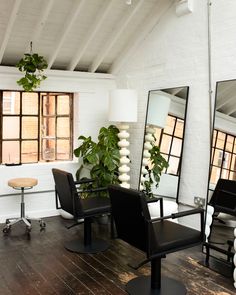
[[0, 0, 22, 63], [109, 0, 172, 75], [27, 0, 55, 49], [68, 0, 115, 71], [47, 0, 86, 69], [88, 0, 146, 73]]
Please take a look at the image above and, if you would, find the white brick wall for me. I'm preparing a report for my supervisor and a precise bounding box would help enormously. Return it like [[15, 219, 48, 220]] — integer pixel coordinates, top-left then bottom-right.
[[0, 67, 116, 222], [116, 0, 232, 206]]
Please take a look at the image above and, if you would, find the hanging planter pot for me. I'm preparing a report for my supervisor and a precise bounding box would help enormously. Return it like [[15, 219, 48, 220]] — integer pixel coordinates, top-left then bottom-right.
[[16, 42, 48, 92]]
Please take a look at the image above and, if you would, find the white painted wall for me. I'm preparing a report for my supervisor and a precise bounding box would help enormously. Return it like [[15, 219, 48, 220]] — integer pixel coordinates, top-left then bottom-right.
[[0, 67, 116, 222], [117, 0, 211, 206], [117, 0, 236, 207]]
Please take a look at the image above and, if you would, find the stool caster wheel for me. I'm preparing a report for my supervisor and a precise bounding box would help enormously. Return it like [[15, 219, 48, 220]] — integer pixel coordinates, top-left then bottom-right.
[[3, 226, 11, 234], [40, 221, 46, 229]]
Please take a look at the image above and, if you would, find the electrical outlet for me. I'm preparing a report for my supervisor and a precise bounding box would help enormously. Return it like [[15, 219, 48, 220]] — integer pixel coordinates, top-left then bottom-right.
[[194, 196, 205, 208]]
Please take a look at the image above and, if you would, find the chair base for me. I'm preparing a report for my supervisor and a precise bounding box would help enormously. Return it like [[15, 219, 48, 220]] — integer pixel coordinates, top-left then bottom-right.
[[126, 276, 187, 295], [64, 238, 109, 254]]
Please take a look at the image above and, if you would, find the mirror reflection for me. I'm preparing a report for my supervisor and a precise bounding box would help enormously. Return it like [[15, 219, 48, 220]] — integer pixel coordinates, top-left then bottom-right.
[[139, 86, 189, 208], [206, 79, 236, 275]]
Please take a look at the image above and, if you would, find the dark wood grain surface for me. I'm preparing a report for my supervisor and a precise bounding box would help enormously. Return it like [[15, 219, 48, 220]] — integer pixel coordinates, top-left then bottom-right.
[[0, 216, 235, 295]]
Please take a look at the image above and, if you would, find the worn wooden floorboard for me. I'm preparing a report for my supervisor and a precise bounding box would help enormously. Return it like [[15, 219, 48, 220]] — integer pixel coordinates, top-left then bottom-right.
[[0, 216, 235, 295]]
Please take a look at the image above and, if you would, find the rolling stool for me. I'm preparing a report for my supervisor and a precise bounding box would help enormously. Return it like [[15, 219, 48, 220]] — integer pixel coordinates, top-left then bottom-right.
[[3, 178, 46, 234]]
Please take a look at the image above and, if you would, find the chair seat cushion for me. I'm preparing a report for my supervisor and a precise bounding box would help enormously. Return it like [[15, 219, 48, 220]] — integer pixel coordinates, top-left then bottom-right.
[[150, 220, 202, 255], [81, 197, 111, 217]]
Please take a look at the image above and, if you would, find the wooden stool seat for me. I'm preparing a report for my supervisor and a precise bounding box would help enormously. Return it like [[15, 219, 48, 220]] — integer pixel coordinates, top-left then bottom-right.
[[8, 178, 38, 189]]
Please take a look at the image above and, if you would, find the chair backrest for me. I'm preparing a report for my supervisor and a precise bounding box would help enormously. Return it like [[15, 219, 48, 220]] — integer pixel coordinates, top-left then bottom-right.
[[108, 185, 150, 252], [52, 168, 82, 218], [209, 178, 236, 216]]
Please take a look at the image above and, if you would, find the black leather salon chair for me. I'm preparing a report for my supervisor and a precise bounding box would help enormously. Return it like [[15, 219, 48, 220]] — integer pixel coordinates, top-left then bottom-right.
[[52, 168, 111, 254], [108, 185, 204, 295]]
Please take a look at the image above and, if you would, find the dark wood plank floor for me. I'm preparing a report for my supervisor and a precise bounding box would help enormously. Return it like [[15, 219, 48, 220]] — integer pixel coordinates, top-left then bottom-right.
[[0, 216, 235, 295]]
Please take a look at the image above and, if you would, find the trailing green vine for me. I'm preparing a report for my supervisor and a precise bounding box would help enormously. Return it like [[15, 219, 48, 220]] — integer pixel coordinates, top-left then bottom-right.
[[16, 42, 48, 92]]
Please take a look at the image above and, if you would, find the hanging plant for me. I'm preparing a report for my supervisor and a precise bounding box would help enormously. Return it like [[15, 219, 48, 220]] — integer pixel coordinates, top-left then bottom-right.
[[16, 42, 48, 92]]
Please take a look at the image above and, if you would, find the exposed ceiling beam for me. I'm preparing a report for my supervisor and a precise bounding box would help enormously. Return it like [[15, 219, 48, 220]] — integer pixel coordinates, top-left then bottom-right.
[[0, 0, 22, 63], [109, 1, 172, 75], [88, 0, 146, 73], [227, 104, 236, 116], [216, 93, 236, 111], [68, 0, 115, 71], [25, 0, 54, 51], [47, 0, 86, 69], [170, 88, 183, 96]]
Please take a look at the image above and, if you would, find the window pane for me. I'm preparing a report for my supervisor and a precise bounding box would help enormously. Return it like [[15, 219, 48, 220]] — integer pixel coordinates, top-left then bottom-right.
[[57, 118, 70, 137], [2, 141, 20, 164], [3, 91, 20, 114], [57, 139, 70, 160], [174, 119, 184, 138], [42, 95, 55, 115], [22, 92, 38, 114], [226, 135, 234, 152], [210, 166, 221, 185], [221, 169, 229, 179], [41, 139, 55, 161], [222, 152, 231, 169], [213, 149, 223, 167], [171, 138, 182, 157], [22, 117, 38, 139], [160, 134, 171, 154], [42, 117, 55, 137], [230, 154, 236, 171], [229, 171, 236, 181], [167, 156, 179, 175], [216, 131, 226, 149], [3, 117, 20, 139], [164, 116, 175, 135], [57, 95, 70, 115], [21, 141, 38, 163]]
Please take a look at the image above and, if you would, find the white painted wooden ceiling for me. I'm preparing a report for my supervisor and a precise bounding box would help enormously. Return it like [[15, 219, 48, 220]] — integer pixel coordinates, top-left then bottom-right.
[[0, 0, 170, 74]]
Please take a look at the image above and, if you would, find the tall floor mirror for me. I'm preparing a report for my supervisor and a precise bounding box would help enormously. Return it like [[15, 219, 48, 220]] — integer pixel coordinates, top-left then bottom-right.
[[205, 79, 236, 278], [139, 86, 189, 217]]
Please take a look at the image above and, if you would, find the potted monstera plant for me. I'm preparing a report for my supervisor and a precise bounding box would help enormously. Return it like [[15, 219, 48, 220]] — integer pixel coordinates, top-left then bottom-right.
[[74, 125, 120, 195]]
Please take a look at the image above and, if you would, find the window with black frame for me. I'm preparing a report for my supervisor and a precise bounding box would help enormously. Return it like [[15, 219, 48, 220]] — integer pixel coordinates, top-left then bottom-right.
[[0, 91, 73, 164], [154, 114, 184, 175], [210, 129, 236, 185]]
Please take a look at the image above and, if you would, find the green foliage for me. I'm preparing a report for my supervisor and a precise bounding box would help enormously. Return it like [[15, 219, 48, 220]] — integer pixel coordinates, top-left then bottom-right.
[[143, 138, 169, 197], [74, 125, 120, 196], [16, 53, 48, 91]]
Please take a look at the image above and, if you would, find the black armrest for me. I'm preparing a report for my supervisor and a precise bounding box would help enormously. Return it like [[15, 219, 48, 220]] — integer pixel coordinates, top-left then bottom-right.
[[149, 208, 204, 223], [77, 187, 107, 193], [74, 178, 94, 185], [171, 208, 204, 219]]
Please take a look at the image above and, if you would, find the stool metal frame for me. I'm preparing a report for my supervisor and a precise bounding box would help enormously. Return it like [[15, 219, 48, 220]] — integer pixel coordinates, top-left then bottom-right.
[[3, 185, 46, 234]]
